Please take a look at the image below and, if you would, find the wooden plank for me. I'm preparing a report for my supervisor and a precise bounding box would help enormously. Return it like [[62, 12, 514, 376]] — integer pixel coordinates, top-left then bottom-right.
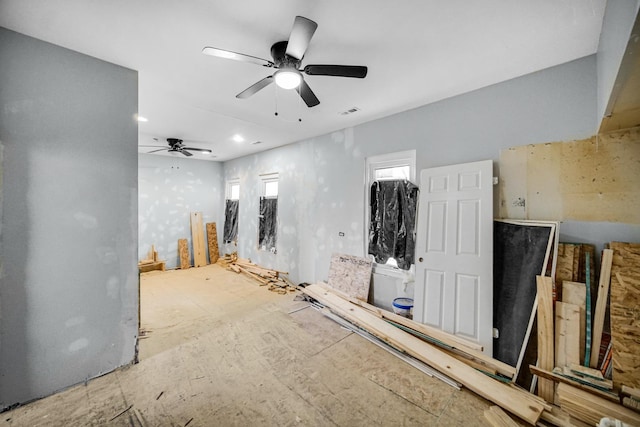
[[622, 385, 640, 401], [484, 405, 519, 427], [562, 281, 586, 361], [326, 253, 372, 301], [557, 382, 640, 426], [302, 284, 545, 424], [569, 363, 604, 381], [536, 275, 555, 402], [178, 238, 190, 269], [583, 251, 592, 367], [561, 366, 612, 390], [590, 249, 613, 368], [190, 212, 207, 268], [529, 365, 620, 402], [205, 222, 219, 264], [138, 261, 165, 273], [317, 283, 515, 379], [610, 241, 640, 389], [555, 244, 576, 296], [555, 301, 581, 368]]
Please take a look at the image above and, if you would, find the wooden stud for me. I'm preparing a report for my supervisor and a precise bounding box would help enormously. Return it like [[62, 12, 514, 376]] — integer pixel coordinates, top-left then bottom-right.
[[589, 249, 613, 368], [555, 301, 581, 368], [536, 275, 555, 402], [562, 281, 586, 361], [190, 212, 207, 267]]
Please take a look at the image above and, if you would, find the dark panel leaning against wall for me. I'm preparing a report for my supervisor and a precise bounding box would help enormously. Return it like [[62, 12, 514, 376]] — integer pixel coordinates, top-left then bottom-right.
[[0, 28, 138, 409]]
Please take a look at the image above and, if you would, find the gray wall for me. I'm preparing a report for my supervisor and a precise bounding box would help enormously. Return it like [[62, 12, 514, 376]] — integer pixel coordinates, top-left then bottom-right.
[[0, 28, 138, 409], [139, 153, 224, 269], [596, 0, 640, 123], [224, 56, 601, 285]]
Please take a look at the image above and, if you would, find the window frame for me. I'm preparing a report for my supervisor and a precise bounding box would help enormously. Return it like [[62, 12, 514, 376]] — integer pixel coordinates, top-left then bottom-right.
[[258, 172, 279, 252], [226, 179, 240, 201], [364, 150, 417, 272]]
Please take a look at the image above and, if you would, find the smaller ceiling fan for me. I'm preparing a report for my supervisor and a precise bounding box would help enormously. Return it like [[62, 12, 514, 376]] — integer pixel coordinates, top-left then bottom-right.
[[202, 16, 367, 107], [140, 138, 213, 157]]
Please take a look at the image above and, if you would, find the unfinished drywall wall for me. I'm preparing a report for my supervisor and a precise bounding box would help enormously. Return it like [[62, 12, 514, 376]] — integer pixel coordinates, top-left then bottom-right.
[[223, 56, 601, 293], [138, 154, 223, 269], [0, 28, 138, 409]]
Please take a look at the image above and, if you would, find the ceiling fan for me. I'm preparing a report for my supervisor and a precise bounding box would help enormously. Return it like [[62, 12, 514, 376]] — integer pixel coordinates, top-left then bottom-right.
[[141, 138, 213, 157], [202, 16, 367, 107]]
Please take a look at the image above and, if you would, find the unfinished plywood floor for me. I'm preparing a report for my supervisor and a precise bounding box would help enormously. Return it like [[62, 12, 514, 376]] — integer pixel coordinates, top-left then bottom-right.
[[3, 265, 505, 426]]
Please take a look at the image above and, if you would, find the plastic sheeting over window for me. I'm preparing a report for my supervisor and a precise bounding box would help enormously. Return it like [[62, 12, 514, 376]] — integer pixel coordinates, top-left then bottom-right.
[[259, 197, 277, 252], [223, 199, 238, 243], [368, 179, 419, 270]]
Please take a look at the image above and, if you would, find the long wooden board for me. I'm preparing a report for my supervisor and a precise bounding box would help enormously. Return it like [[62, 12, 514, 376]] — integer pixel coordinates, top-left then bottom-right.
[[304, 284, 544, 424], [528, 365, 619, 402], [190, 212, 207, 268], [178, 238, 190, 269], [562, 281, 586, 361], [316, 282, 515, 379], [555, 301, 581, 368], [589, 249, 612, 368], [536, 276, 554, 402], [206, 222, 219, 264]]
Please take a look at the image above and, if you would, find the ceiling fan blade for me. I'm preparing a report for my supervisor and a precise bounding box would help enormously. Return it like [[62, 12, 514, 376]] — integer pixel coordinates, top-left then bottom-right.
[[146, 148, 169, 154], [296, 80, 320, 107], [285, 16, 318, 60], [236, 76, 274, 99], [180, 149, 194, 157], [183, 147, 213, 153], [303, 65, 367, 78], [202, 47, 274, 67]]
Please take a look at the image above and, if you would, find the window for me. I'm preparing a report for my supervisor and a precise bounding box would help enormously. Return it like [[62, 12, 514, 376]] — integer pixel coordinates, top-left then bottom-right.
[[365, 150, 418, 270], [223, 179, 239, 244], [258, 173, 278, 253]]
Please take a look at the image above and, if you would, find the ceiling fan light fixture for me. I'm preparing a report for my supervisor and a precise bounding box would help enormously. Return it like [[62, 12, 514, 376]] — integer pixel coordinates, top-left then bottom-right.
[[274, 69, 302, 89]]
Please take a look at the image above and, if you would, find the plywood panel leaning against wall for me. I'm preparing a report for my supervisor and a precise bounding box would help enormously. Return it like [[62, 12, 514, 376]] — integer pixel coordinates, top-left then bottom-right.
[[190, 212, 207, 267], [498, 127, 640, 223], [178, 238, 190, 269], [206, 222, 219, 264], [609, 241, 640, 389], [326, 253, 373, 301]]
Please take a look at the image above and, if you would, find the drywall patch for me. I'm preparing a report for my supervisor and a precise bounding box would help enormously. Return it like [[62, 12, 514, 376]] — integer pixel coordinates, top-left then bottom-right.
[[73, 212, 97, 229], [106, 276, 120, 299], [68, 338, 89, 353], [64, 316, 85, 328]]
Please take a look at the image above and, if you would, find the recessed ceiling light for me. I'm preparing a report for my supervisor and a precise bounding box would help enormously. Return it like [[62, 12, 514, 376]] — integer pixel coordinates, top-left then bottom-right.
[[232, 134, 244, 143], [136, 115, 148, 122]]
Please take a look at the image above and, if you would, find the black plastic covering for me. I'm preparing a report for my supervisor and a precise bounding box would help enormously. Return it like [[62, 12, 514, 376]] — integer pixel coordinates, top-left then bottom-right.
[[368, 180, 419, 270], [223, 199, 239, 243], [259, 197, 277, 252]]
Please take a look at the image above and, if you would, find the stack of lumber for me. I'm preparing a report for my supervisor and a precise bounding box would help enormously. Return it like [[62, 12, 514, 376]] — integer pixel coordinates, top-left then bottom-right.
[[221, 253, 296, 294], [303, 283, 547, 425], [138, 244, 166, 273]]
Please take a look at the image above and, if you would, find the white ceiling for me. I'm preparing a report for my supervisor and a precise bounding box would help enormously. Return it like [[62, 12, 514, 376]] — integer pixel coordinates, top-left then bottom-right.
[[0, 0, 606, 161]]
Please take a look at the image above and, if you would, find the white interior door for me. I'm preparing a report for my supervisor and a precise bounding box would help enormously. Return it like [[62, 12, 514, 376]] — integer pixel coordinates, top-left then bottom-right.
[[414, 160, 493, 355]]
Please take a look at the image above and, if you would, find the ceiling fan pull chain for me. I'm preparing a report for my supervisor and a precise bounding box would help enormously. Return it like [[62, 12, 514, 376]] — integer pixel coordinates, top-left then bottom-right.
[[274, 85, 279, 116]]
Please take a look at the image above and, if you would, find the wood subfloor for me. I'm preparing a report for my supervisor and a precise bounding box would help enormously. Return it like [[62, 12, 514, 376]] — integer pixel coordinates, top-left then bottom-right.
[[3, 265, 502, 426]]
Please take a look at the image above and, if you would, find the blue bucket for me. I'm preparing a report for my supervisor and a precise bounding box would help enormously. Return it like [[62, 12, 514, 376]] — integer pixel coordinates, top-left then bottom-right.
[[392, 297, 414, 317]]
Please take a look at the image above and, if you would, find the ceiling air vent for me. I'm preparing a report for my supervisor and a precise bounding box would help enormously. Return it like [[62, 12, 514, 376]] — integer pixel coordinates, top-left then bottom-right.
[[252, 141, 263, 145], [339, 107, 360, 116]]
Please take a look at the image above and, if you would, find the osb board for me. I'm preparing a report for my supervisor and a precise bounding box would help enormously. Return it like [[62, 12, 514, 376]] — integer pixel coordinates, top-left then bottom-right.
[[609, 241, 640, 389], [190, 212, 207, 268], [178, 238, 190, 269], [206, 222, 219, 264], [498, 127, 640, 223], [326, 253, 372, 301]]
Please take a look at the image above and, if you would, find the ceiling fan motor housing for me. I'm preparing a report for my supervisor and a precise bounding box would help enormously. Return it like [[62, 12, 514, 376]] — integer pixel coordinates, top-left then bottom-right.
[[270, 41, 301, 68], [167, 138, 183, 148]]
